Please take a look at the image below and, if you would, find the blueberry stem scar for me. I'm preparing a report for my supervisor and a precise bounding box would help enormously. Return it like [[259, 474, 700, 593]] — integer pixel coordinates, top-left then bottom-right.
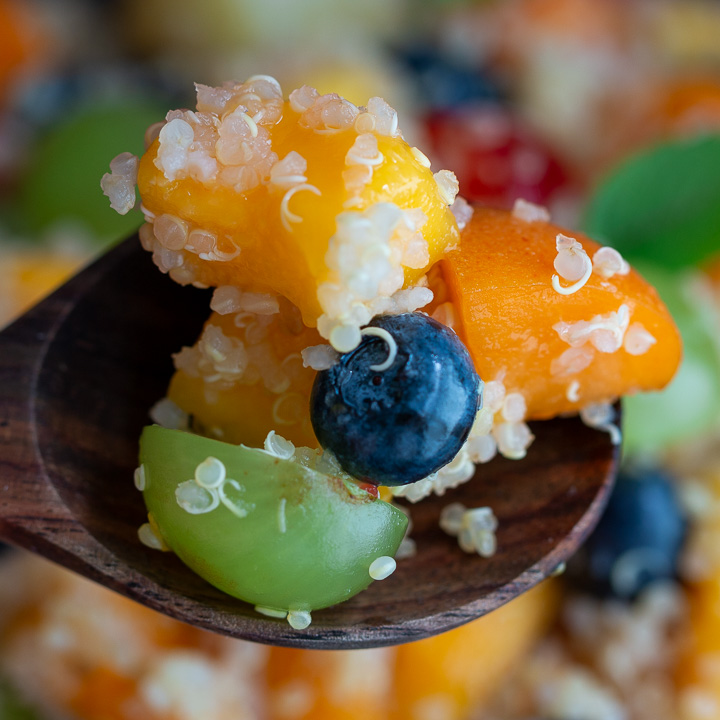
[[360, 326, 398, 371]]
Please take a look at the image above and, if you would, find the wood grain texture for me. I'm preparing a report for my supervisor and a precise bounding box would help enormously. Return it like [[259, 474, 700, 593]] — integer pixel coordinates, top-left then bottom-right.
[[0, 235, 619, 649]]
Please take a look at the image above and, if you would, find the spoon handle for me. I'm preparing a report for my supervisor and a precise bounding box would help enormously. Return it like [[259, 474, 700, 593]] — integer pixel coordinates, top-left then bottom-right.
[[0, 289, 76, 548], [0, 243, 130, 563]]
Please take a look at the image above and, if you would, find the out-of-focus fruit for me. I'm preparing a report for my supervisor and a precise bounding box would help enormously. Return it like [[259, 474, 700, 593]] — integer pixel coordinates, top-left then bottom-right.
[[389, 580, 559, 720], [264, 580, 558, 720], [397, 46, 503, 111], [569, 468, 687, 599], [424, 105, 570, 208], [584, 135, 720, 270], [0, 0, 45, 100], [622, 264, 720, 455], [653, 77, 720, 139], [0, 248, 88, 329], [17, 100, 165, 244]]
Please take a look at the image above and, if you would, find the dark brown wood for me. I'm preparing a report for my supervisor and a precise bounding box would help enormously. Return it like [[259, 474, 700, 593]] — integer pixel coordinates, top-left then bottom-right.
[[0, 235, 619, 649]]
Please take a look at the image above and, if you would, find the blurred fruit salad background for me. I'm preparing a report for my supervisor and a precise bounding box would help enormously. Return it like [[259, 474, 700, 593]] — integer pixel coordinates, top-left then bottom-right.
[[3, 0, 720, 718]]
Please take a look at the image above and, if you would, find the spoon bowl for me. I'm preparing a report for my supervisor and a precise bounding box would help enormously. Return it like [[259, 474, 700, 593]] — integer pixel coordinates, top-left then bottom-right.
[[0, 235, 618, 649]]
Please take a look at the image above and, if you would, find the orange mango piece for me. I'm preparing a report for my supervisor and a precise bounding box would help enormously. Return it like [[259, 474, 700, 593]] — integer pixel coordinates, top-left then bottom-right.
[[389, 580, 559, 720], [266, 645, 393, 720], [0, 249, 87, 328], [439, 207, 682, 420], [656, 76, 720, 137], [167, 308, 321, 448], [137, 94, 458, 330], [0, 0, 46, 99], [69, 667, 154, 720]]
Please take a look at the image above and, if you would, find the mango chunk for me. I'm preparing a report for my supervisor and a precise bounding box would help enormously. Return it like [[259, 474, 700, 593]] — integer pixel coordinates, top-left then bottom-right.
[[439, 207, 682, 420], [389, 580, 559, 720], [167, 307, 320, 449], [136, 81, 459, 337]]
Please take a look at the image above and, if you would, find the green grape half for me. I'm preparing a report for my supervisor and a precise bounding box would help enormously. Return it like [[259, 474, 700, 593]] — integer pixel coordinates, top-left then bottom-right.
[[139, 426, 408, 612]]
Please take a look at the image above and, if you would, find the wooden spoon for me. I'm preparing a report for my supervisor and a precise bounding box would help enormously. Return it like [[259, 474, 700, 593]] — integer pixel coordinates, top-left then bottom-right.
[[0, 235, 618, 650]]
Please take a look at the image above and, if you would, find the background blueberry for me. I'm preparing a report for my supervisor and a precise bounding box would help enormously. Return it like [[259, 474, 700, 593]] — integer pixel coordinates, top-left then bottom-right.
[[568, 467, 687, 599], [310, 313, 481, 486], [393, 44, 504, 112]]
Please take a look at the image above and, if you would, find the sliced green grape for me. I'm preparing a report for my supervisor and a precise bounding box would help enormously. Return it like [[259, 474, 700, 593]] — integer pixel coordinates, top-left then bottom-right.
[[623, 264, 720, 455], [14, 100, 165, 245], [139, 426, 408, 612]]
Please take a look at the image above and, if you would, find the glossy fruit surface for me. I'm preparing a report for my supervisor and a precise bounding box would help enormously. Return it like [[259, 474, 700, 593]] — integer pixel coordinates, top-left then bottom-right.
[[439, 206, 682, 420], [310, 313, 480, 485], [140, 426, 408, 611], [569, 467, 687, 599], [137, 95, 459, 327]]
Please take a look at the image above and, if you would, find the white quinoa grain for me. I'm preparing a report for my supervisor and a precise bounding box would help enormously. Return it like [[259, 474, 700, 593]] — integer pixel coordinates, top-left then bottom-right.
[[134, 465, 146, 491], [623, 322, 657, 356], [175, 480, 220, 514], [194, 457, 226, 489], [287, 610, 312, 630], [138, 523, 169, 551], [369, 556, 397, 580], [512, 198, 551, 223]]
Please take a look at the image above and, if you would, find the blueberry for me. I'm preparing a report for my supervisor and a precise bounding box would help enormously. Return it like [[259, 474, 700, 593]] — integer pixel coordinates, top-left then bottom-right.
[[568, 467, 687, 599], [310, 313, 481, 486], [394, 45, 503, 112]]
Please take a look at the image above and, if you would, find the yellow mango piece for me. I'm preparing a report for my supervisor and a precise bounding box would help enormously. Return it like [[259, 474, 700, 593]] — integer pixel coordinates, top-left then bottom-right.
[[389, 580, 559, 720], [266, 646, 393, 720], [167, 309, 320, 449], [136, 82, 459, 336]]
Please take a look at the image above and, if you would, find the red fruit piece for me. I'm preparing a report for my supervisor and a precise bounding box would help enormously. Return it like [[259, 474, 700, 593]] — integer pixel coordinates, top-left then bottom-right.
[[424, 105, 570, 208]]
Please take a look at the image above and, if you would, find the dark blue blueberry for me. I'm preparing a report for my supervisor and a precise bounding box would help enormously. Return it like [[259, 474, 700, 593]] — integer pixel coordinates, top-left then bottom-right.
[[310, 313, 481, 486], [568, 467, 687, 599], [394, 45, 503, 112]]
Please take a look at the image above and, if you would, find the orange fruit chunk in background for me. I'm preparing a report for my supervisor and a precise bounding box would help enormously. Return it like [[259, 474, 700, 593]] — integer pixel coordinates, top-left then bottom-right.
[[388, 580, 558, 720], [0, 250, 89, 329], [265, 581, 558, 720], [439, 207, 682, 420], [0, 0, 46, 99]]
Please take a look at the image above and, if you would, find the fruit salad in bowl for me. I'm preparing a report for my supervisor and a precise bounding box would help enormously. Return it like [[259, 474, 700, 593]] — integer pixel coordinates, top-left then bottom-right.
[[102, 75, 681, 629]]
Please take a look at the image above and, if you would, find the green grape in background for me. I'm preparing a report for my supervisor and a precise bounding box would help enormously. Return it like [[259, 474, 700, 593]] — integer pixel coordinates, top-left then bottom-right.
[[585, 135, 720, 270], [622, 264, 720, 456], [12, 100, 166, 247], [0, 677, 41, 720]]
